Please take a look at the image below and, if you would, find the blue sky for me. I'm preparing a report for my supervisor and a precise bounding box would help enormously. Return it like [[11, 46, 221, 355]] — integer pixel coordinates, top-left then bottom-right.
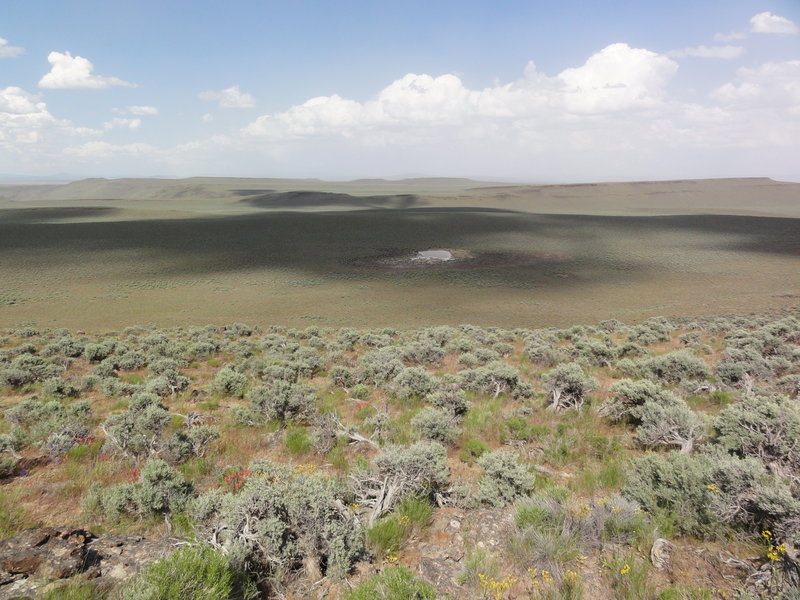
[[2, 1, 799, 181]]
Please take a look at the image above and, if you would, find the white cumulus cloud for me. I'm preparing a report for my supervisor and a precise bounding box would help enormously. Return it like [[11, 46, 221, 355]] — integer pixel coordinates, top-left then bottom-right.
[[112, 105, 158, 116], [712, 60, 800, 108], [0, 86, 98, 151], [0, 37, 24, 58], [199, 85, 255, 108], [750, 12, 799, 35], [556, 43, 678, 113], [38, 51, 134, 89], [245, 43, 679, 142], [102, 117, 142, 130], [714, 31, 746, 42], [668, 45, 744, 59]]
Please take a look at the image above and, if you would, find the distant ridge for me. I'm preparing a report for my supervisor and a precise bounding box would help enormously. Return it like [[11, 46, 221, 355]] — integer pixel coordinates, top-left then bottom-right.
[[0, 176, 798, 218]]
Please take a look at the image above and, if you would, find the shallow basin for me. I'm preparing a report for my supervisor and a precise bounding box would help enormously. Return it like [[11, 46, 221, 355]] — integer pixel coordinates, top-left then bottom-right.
[[415, 249, 453, 261]]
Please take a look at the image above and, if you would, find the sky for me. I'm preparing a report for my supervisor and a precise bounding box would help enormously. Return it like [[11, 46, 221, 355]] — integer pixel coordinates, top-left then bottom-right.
[[1, 1, 800, 182]]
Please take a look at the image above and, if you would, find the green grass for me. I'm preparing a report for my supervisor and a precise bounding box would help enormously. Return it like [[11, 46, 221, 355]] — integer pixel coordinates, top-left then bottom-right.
[[39, 579, 100, 600], [462, 396, 504, 442], [178, 456, 215, 480], [284, 425, 312, 455], [396, 496, 433, 528], [457, 547, 499, 587], [570, 459, 626, 494], [0, 488, 33, 538], [459, 437, 489, 464], [343, 566, 436, 600], [367, 516, 410, 559], [366, 497, 433, 559], [120, 545, 258, 600], [656, 584, 715, 600], [603, 554, 655, 600]]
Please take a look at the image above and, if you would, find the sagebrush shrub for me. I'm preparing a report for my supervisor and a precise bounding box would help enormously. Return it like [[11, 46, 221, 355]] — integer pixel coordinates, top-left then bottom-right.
[[246, 380, 317, 423], [212, 365, 248, 398], [544, 362, 598, 411], [477, 449, 535, 507], [191, 460, 364, 582], [410, 407, 458, 445], [392, 367, 438, 400], [101, 459, 192, 521], [102, 393, 170, 458], [644, 350, 709, 383], [714, 395, 800, 473]]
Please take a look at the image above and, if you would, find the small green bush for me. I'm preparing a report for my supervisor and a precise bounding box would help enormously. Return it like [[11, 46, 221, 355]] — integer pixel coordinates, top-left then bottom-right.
[[284, 425, 312, 454], [460, 437, 489, 464], [343, 566, 436, 600], [367, 515, 409, 558], [121, 544, 257, 600]]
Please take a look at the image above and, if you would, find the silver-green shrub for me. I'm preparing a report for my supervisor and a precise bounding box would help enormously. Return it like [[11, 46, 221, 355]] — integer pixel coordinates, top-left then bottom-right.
[[246, 380, 317, 423], [543, 362, 598, 411], [644, 350, 709, 383], [101, 459, 192, 521], [410, 407, 459, 445], [714, 395, 800, 473], [477, 449, 535, 507], [191, 460, 364, 583], [211, 365, 248, 398]]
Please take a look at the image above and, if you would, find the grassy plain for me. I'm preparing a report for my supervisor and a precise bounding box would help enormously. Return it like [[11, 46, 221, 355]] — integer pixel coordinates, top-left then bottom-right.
[[0, 176, 798, 330]]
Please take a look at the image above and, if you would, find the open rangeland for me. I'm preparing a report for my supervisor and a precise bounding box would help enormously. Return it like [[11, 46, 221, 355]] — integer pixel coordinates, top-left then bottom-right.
[[0, 177, 799, 330], [1, 177, 799, 600]]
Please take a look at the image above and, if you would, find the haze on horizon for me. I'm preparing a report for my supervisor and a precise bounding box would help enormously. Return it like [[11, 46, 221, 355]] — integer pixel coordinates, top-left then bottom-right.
[[1, 1, 800, 183]]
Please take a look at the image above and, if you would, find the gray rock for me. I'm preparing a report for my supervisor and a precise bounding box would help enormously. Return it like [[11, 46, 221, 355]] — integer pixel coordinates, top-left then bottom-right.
[[0, 527, 181, 599], [650, 538, 674, 571]]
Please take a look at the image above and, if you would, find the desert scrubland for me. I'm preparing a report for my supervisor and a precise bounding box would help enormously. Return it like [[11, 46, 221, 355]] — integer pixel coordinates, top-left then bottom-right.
[[0, 177, 799, 600]]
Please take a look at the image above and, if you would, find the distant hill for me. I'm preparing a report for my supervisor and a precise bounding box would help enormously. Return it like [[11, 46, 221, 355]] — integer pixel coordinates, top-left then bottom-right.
[[0, 176, 502, 203], [0, 176, 798, 217]]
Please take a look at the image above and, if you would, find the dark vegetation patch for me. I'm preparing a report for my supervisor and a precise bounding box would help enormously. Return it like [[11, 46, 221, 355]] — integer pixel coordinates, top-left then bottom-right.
[[0, 206, 120, 223], [238, 190, 421, 210], [2, 209, 799, 275]]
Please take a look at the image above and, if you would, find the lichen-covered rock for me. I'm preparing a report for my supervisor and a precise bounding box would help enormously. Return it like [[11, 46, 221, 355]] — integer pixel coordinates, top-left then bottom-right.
[[398, 508, 513, 599], [0, 527, 180, 599], [650, 538, 674, 570]]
